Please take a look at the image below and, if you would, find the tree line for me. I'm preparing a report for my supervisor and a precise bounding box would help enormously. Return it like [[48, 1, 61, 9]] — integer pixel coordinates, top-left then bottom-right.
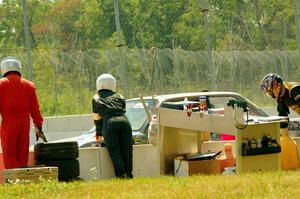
[[1, 0, 298, 51], [0, 0, 299, 116]]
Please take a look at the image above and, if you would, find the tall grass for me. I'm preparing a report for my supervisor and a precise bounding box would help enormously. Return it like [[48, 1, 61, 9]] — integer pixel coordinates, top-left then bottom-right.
[[1, 170, 300, 198]]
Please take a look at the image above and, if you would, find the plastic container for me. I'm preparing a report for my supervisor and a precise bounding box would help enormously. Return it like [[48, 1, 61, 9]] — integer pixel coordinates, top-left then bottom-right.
[[148, 114, 159, 146], [183, 97, 189, 111], [257, 139, 262, 148], [220, 143, 236, 172], [221, 133, 236, 140], [199, 96, 207, 111], [250, 137, 257, 149]]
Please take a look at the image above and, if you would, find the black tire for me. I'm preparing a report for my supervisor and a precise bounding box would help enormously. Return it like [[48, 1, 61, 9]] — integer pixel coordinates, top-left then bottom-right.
[[34, 141, 79, 161], [37, 159, 80, 180]]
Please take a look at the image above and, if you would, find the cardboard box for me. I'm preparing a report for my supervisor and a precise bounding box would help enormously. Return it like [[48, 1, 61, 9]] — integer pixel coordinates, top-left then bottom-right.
[[200, 131, 211, 141], [174, 158, 220, 176], [2, 166, 58, 183]]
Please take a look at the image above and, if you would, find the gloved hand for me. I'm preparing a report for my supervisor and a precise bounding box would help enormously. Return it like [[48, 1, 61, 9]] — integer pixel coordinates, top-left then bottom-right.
[[35, 126, 48, 142], [95, 135, 106, 147], [95, 135, 103, 143]]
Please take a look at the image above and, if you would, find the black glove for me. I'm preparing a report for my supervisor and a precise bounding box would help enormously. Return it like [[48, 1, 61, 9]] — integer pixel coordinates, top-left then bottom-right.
[[100, 142, 106, 147], [35, 126, 48, 142]]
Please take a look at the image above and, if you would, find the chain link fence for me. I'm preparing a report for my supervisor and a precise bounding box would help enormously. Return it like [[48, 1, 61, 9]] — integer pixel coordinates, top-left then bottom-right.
[[0, 0, 299, 116]]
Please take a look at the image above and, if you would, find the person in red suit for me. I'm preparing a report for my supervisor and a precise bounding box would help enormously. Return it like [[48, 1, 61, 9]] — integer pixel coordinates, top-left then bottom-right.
[[0, 56, 44, 169]]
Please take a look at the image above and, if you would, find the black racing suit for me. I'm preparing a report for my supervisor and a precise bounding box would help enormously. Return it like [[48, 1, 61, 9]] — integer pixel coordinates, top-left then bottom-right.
[[92, 89, 133, 178], [277, 82, 300, 128]]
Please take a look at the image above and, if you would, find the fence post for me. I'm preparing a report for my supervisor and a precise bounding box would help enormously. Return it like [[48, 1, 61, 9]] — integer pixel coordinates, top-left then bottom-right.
[[200, 0, 216, 90], [114, 0, 128, 98], [293, 0, 300, 62], [22, 0, 33, 81]]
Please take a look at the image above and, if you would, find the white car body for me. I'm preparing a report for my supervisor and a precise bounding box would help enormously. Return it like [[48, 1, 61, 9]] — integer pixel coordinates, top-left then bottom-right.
[[52, 91, 300, 147]]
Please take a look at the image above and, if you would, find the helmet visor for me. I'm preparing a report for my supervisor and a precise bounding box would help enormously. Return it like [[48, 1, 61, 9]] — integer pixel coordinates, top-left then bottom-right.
[[260, 78, 274, 98], [262, 86, 273, 98]]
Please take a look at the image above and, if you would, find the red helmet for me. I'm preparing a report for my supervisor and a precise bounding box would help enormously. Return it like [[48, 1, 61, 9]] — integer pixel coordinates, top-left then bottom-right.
[[260, 73, 283, 99]]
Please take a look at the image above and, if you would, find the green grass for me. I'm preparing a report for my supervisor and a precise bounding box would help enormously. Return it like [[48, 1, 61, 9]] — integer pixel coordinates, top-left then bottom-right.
[[1, 170, 300, 199]]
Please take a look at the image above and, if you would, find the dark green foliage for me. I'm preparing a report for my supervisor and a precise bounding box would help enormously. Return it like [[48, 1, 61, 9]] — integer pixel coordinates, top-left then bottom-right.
[[0, 0, 299, 115]]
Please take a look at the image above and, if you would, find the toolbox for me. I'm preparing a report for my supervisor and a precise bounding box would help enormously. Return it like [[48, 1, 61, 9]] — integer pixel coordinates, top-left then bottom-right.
[[174, 158, 221, 176], [174, 151, 222, 176], [2, 166, 58, 183]]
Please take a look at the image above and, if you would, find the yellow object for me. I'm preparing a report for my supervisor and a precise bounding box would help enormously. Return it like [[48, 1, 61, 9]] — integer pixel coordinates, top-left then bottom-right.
[[282, 82, 300, 115], [200, 131, 211, 141], [290, 105, 300, 115], [92, 113, 102, 120], [3, 166, 58, 183], [280, 128, 300, 170]]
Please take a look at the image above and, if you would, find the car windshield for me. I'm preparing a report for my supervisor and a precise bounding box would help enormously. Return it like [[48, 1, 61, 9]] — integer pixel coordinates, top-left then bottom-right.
[[126, 99, 157, 131]]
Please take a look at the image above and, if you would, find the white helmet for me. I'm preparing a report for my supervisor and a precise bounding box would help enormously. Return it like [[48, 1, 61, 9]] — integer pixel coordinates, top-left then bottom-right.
[[96, 74, 116, 92], [1, 56, 22, 76]]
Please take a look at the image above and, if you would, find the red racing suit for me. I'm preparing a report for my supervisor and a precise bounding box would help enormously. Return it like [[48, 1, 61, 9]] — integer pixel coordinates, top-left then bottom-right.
[[0, 72, 43, 169]]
